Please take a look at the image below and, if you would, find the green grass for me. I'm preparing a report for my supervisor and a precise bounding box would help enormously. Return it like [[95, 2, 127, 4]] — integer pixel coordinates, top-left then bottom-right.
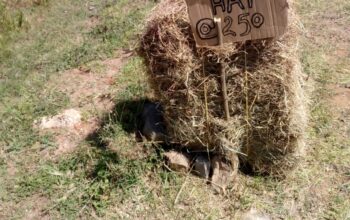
[[95, 58, 149, 146], [296, 1, 350, 219], [1, 0, 350, 219], [13, 147, 152, 217], [0, 0, 156, 218], [0, 0, 153, 153]]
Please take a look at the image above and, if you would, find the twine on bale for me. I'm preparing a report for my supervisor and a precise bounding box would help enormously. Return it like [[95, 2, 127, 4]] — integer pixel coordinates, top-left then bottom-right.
[[243, 43, 252, 163], [139, 0, 308, 177]]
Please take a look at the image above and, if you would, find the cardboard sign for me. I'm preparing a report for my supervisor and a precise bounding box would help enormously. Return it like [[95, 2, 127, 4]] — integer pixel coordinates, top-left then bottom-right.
[[185, 0, 289, 46]]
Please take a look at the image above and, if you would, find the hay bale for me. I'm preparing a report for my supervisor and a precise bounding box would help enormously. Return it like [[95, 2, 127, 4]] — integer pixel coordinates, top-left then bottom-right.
[[139, 0, 307, 176]]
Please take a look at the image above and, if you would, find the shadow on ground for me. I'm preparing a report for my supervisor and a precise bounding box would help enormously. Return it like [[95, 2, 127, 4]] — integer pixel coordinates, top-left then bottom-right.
[[86, 98, 260, 180], [86, 98, 150, 148], [82, 99, 156, 201]]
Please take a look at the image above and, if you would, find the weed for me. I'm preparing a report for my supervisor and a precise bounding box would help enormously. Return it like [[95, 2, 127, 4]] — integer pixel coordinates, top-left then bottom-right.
[[0, 2, 25, 61]]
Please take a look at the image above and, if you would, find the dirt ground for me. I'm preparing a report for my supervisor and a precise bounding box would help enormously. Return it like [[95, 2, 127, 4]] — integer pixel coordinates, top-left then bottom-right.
[[0, 0, 349, 219]]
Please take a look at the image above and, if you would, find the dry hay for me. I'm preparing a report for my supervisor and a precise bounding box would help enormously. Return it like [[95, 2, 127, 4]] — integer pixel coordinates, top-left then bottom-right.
[[139, 0, 307, 176]]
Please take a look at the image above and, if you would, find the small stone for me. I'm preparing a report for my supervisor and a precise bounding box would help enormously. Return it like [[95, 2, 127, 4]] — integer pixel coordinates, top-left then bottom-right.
[[210, 154, 239, 194], [164, 151, 190, 173], [242, 209, 271, 220], [88, 5, 96, 11], [34, 109, 81, 129], [193, 155, 211, 179], [140, 102, 166, 142]]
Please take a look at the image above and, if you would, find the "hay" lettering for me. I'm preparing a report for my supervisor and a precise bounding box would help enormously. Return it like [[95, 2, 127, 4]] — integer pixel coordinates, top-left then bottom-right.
[[211, 0, 254, 15]]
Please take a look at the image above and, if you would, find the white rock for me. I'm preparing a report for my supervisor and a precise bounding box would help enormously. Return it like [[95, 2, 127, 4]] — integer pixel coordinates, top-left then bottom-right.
[[164, 151, 190, 173], [35, 109, 81, 129], [242, 209, 271, 220]]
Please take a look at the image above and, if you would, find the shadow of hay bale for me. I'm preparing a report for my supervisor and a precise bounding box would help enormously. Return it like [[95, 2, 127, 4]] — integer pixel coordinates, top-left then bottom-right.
[[86, 99, 149, 149]]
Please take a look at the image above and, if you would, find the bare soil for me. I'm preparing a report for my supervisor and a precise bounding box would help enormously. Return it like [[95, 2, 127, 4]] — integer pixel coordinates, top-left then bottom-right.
[[39, 53, 131, 158]]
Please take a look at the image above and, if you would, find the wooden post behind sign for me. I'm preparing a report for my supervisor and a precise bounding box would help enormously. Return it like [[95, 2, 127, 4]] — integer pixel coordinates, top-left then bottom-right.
[[214, 17, 230, 121]]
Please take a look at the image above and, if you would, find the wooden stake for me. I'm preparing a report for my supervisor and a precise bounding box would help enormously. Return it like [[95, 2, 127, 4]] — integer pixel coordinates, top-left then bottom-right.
[[214, 17, 230, 121]]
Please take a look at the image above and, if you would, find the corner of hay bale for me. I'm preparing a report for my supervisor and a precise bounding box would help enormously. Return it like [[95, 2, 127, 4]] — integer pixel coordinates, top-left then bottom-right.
[[139, 0, 308, 176]]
